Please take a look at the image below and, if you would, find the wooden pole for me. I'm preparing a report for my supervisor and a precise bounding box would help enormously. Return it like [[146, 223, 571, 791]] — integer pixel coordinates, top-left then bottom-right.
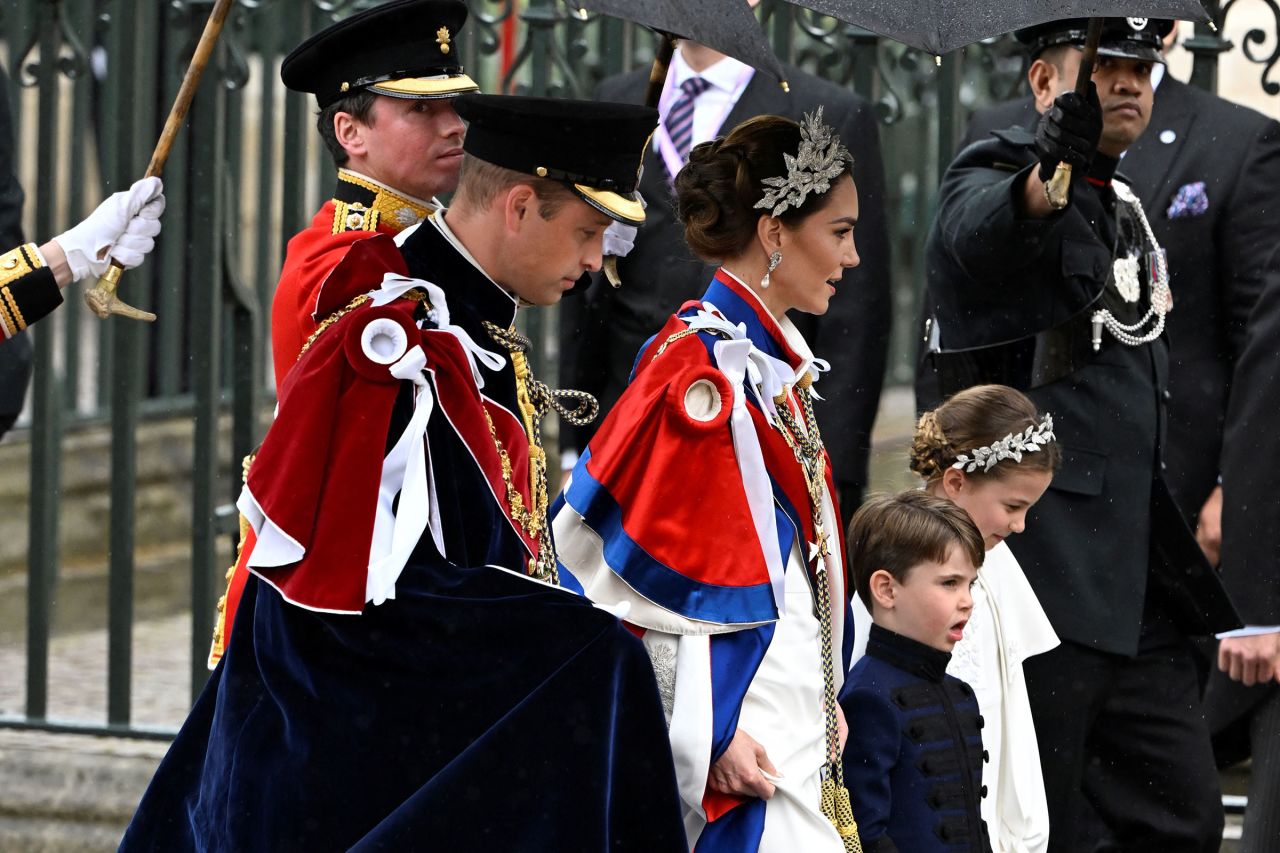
[[84, 0, 236, 321]]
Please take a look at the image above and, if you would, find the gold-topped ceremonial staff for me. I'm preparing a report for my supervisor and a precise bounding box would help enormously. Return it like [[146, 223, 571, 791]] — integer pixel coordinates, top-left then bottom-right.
[[1044, 17, 1103, 210], [84, 0, 236, 321]]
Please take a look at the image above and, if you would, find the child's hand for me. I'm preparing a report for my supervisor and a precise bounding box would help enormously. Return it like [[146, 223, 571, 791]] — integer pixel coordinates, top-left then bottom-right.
[[709, 728, 779, 800]]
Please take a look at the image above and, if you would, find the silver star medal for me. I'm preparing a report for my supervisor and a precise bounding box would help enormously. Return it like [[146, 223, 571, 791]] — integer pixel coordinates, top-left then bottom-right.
[[1113, 253, 1141, 303], [394, 207, 421, 228]]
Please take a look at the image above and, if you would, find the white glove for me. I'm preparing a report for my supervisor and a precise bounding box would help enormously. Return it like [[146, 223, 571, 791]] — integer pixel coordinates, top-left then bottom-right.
[[603, 220, 638, 259], [53, 176, 165, 282]]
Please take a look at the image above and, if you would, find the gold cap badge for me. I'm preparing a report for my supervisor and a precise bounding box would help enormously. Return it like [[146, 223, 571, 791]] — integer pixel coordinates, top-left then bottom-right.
[[437, 26, 451, 55]]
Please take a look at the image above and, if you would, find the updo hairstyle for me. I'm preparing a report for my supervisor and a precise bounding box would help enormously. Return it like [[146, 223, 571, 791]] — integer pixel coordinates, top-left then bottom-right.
[[674, 114, 854, 263], [909, 384, 1060, 482]]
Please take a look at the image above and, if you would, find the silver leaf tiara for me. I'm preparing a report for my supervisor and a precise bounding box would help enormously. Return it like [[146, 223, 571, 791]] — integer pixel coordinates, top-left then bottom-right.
[[753, 107, 853, 218], [951, 414, 1056, 474]]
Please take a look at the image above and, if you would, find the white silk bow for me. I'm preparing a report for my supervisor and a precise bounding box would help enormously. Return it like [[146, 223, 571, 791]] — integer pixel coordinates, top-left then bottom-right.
[[371, 273, 506, 388]]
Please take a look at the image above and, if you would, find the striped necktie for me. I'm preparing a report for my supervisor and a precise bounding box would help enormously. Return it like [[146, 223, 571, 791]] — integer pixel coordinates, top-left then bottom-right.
[[664, 76, 712, 165]]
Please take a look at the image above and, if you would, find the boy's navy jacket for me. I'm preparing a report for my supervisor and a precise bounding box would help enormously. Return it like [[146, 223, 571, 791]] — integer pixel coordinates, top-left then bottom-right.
[[840, 623, 992, 853]]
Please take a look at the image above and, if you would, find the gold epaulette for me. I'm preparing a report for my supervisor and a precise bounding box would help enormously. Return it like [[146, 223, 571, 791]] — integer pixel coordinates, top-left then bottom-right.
[[0, 243, 45, 337], [330, 169, 434, 235]]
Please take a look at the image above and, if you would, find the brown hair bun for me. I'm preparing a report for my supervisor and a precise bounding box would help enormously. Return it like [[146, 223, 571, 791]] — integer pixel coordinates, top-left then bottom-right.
[[674, 114, 853, 263]]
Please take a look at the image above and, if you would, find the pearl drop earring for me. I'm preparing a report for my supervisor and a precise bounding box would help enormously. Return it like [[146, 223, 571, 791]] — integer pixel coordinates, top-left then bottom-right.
[[761, 250, 782, 288]]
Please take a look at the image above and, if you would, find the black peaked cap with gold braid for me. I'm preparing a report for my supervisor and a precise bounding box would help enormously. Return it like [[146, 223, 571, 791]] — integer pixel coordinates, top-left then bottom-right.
[[454, 94, 659, 227], [282, 0, 478, 109]]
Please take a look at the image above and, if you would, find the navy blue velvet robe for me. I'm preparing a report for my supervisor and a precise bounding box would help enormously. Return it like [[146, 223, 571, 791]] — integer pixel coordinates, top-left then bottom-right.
[[120, 219, 686, 852]]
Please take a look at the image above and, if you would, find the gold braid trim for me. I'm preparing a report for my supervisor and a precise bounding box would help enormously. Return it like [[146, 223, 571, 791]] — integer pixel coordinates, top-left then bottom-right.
[[207, 452, 257, 669], [480, 321, 601, 583], [774, 385, 864, 852], [653, 327, 699, 358], [331, 169, 433, 234], [0, 243, 44, 335], [480, 321, 557, 582], [0, 294, 17, 339], [296, 289, 430, 361], [297, 294, 371, 360], [332, 200, 380, 235]]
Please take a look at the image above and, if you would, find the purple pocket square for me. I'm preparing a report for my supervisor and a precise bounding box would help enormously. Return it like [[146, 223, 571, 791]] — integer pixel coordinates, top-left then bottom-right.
[[1167, 181, 1209, 219]]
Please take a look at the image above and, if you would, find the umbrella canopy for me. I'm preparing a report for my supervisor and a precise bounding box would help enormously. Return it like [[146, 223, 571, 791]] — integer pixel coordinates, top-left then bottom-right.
[[780, 0, 1209, 55], [573, 0, 787, 83]]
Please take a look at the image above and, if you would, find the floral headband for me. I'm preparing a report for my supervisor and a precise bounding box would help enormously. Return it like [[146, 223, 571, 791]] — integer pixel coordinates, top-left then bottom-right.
[[952, 414, 1056, 474], [753, 107, 853, 218]]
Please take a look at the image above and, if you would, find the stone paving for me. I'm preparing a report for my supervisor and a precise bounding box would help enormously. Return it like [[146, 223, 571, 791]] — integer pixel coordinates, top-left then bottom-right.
[[0, 613, 194, 731], [0, 612, 192, 852]]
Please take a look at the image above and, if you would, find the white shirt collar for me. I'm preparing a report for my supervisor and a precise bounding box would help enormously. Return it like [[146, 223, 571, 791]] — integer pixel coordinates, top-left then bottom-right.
[[670, 47, 751, 96], [413, 211, 519, 311]]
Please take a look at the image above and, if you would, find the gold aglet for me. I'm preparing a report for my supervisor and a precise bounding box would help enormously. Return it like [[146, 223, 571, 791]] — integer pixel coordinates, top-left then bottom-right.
[[604, 255, 622, 287], [84, 263, 157, 322], [1045, 162, 1072, 210]]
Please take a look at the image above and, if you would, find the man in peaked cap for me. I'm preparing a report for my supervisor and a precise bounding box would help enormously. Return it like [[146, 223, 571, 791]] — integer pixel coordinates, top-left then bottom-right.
[[957, 24, 1280, 850], [407, 94, 653, 302], [207, 0, 479, 670], [121, 94, 688, 853], [918, 17, 1236, 853], [271, 0, 479, 388]]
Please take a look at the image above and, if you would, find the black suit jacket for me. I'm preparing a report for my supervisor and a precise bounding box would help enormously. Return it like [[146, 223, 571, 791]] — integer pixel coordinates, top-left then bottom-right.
[[1219, 245, 1280, 625], [922, 129, 1174, 655], [959, 82, 1280, 522], [560, 64, 892, 501], [1205, 247, 1280, 742]]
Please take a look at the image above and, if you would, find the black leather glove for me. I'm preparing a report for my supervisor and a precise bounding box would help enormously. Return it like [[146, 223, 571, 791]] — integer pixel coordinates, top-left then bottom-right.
[[1035, 82, 1103, 183]]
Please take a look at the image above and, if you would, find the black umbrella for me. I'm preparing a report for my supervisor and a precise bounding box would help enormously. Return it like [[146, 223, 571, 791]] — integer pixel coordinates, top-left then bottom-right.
[[779, 0, 1209, 56], [572, 0, 788, 107], [782, 1, 1210, 204]]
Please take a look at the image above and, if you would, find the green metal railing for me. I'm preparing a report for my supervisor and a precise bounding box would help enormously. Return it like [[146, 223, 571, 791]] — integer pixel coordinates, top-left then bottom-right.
[[0, 0, 1272, 747]]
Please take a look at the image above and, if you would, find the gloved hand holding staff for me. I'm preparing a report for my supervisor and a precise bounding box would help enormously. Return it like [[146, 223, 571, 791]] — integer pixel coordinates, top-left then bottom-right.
[[84, 0, 235, 321], [1041, 17, 1104, 209]]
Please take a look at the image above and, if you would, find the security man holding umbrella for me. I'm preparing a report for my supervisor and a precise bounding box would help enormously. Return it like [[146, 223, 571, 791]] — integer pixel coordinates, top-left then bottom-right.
[[918, 18, 1233, 852]]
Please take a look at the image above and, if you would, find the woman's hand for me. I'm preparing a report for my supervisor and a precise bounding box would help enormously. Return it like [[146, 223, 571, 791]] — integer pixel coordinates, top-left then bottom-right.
[[709, 728, 779, 800]]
